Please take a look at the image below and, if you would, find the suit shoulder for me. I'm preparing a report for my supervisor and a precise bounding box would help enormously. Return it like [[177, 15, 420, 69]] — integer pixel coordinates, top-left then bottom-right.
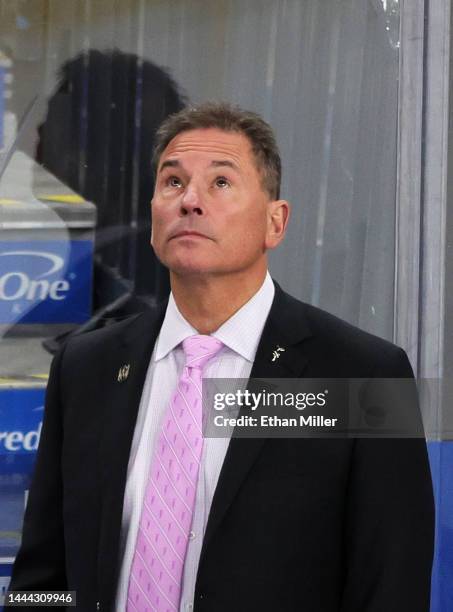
[[59, 302, 164, 365], [303, 300, 395, 349], [52, 306, 164, 387], [65, 312, 144, 351], [283, 292, 410, 375]]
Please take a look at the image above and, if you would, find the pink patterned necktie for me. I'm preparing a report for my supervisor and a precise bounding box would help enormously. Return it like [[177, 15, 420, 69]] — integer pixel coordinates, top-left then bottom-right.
[[127, 335, 224, 612]]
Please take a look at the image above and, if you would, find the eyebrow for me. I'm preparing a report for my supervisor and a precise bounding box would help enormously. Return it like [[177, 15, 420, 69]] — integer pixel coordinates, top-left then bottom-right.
[[210, 160, 240, 172], [158, 159, 240, 173], [158, 159, 181, 172]]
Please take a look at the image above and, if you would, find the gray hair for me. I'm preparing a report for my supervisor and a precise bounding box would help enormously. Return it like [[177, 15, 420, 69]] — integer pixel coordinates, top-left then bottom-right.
[[152, 101, 282, 199]]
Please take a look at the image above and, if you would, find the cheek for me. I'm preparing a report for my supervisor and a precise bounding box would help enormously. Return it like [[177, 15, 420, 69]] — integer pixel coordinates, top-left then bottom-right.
[[225, 217, 267, 254], [241, 207, 268, 237], [150, 217, 167, 251], [151, 205, 168, 232]]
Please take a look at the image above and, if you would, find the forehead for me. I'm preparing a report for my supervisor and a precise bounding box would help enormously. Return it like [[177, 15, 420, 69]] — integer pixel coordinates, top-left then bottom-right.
[[158, 128, 255, 169]]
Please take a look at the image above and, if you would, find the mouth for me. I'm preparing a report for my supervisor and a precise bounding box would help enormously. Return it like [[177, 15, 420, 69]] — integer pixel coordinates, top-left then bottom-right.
[[170, 230, 210, 240]]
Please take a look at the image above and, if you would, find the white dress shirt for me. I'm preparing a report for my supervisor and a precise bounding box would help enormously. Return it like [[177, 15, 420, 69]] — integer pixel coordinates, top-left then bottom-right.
[[115, 272, 275, 611]]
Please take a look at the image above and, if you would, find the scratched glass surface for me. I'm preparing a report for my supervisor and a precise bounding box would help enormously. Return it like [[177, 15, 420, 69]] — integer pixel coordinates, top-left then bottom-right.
[[0, 0, 400, 563]]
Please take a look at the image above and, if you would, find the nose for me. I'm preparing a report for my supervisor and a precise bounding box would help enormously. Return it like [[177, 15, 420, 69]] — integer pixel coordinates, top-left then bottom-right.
[[180, 183, 203, 216]]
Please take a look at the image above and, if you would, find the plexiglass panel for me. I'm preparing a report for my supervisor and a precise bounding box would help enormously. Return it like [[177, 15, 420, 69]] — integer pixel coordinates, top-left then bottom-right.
[[1, 0, 400, 336], [0, 0, 400, 582]]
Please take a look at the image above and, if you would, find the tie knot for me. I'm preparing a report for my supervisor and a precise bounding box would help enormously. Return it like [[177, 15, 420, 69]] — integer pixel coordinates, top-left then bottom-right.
[[182, 335, 224, 370]]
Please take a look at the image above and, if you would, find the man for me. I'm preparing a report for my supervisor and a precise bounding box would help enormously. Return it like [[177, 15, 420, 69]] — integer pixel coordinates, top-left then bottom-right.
[[9, 102, 434, 611]]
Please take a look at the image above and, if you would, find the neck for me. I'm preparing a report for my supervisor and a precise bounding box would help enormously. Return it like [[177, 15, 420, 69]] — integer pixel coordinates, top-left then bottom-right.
[[170, 267, 268, 334]]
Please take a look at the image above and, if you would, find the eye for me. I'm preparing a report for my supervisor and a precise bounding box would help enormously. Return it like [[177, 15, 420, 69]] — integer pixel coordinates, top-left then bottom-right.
[[166, 175, 182, 188], [215, 176, 230, 188]]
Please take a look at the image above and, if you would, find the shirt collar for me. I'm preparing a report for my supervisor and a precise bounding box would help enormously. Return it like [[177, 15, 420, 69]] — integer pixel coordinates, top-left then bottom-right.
[[155, 271, 275, 362]]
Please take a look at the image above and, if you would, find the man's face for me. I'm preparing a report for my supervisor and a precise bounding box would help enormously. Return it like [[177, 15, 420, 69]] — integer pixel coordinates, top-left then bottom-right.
[[151, 127, 287, 279]]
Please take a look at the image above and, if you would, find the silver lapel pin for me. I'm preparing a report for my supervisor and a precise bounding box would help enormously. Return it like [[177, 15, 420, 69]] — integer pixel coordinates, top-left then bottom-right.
[[117, 364, 130, 382], [271, 345, 286, 362]]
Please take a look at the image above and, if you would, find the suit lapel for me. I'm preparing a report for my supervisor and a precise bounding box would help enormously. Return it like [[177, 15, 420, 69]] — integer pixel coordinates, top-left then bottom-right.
[[199, 284, 313, 567], [96, 303, 167, 607]]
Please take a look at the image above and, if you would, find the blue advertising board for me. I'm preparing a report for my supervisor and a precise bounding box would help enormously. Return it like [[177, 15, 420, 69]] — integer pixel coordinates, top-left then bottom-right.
[[0, 387, 44, 559], [0, 240, 93, 324], [428, 441, 453, 612], [0, 560, 14, 612], [0, 387, 45, 611]]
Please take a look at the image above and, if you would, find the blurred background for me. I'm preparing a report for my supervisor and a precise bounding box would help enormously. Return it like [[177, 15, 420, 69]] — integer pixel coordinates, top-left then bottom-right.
[[0, 1, 451, 610]]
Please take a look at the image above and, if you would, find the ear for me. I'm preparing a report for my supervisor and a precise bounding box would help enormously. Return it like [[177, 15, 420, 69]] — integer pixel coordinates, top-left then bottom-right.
[[265, 199, 291, 249]]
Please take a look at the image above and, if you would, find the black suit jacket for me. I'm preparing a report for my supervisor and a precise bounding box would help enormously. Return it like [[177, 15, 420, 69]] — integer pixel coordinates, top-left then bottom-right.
[[9, 283, 434, 611]]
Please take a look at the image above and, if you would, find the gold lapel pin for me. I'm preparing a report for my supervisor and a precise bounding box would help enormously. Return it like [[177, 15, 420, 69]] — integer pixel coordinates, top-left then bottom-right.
[[117, 364, 130, 382], [271, 345, 285, 362]]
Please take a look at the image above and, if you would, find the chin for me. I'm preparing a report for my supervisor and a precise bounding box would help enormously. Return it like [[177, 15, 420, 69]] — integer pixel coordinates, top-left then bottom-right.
[[166, 257, 215, 277]]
